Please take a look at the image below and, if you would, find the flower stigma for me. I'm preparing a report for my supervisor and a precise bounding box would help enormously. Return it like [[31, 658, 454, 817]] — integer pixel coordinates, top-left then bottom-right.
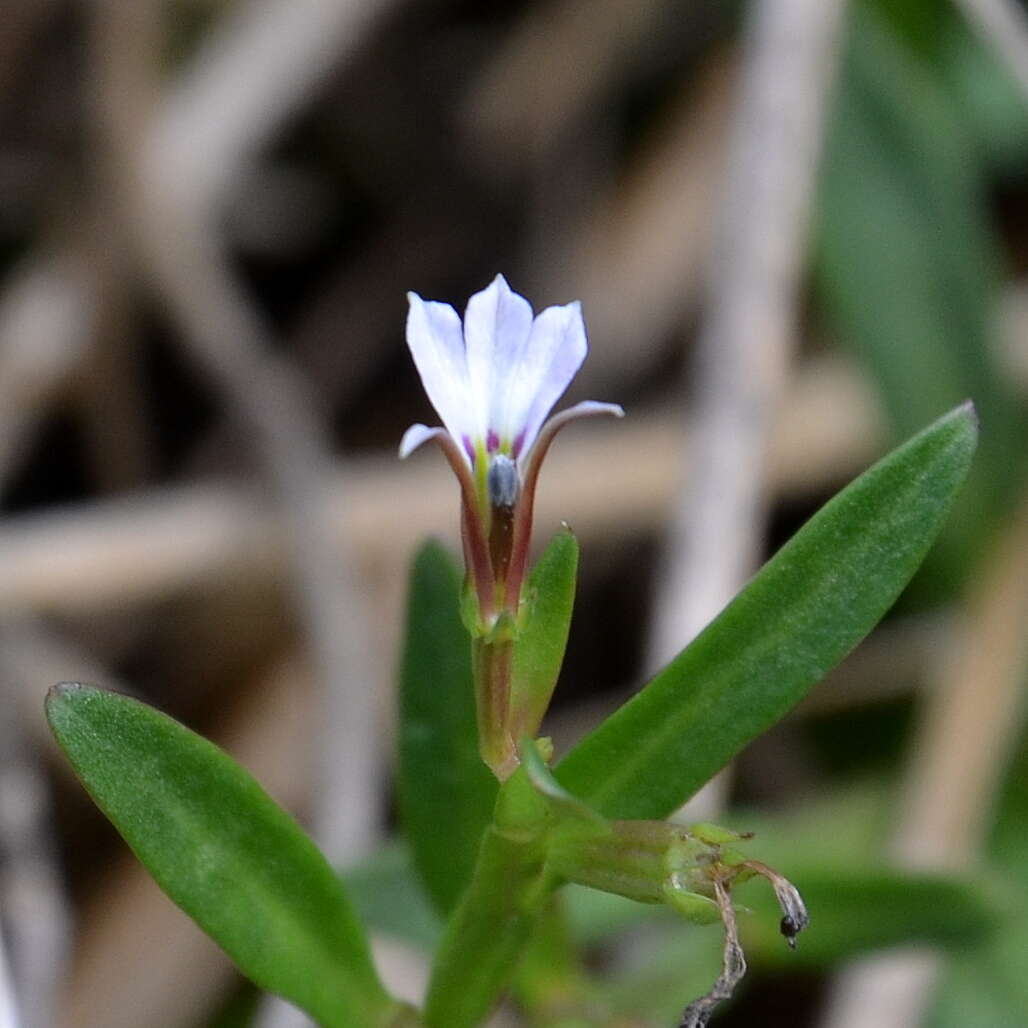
[[487, 453, 519, 509]]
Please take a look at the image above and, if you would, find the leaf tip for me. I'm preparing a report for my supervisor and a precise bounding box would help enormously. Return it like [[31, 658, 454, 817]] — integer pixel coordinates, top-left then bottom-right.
[[925, 400, 979, 470], [46, 681, 87, 709], [947, 400, 980, 465], [939, 397, 977, 428]]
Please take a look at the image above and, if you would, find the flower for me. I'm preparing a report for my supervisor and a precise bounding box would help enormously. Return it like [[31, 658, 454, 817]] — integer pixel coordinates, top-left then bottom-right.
[[400, 274, 622, 622]]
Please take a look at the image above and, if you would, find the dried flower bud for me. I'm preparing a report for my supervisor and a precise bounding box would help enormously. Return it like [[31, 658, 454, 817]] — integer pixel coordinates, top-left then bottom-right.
[[744, 859, 810, 949]]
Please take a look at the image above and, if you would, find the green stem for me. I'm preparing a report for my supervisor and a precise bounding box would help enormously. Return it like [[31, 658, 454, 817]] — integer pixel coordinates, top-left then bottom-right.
[[473, 636, 517, 779], [423, 770, 552, 1027], [387, 1002, 428, 1028], [513, 897, 591, 1026]]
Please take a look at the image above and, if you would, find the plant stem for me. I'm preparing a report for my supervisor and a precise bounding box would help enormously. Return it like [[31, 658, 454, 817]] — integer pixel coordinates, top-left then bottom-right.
[[473, 636, 518, 779], [513, 897, 592, 1026], [422, 770, 552, 1027]]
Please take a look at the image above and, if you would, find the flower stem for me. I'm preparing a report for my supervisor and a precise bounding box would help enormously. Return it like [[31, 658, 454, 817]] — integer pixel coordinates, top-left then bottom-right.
[[473, 635, 518, 779]]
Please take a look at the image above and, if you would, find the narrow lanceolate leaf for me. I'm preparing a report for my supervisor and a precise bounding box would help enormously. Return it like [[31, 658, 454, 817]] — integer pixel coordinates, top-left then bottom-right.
[[399, 541, 497, 916], [510, 528, 579, 739], [557, 404, 978, 820], [46, 685, 399, 1028]]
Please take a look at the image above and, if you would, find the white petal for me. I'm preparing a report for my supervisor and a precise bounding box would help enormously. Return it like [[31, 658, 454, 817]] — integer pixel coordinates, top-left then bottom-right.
[[520, 401, 625, 467], [399, 423, 444, 459], [463, 275, 533, 445], [405, 293, 473, 449], [553, 399, 625, 422], [504, 301, 587, 456]]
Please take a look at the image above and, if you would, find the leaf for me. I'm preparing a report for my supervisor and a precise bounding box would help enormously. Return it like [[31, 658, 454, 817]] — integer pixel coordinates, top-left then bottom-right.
[[398, 541, 497, 916], [928, 722, 1028, 1027], [519, 738, 606, 830], [510, 528, 579, 739], [46, 684, 397, 1028], [940, 18, 1028, 172], [816, 6, 1024, 564], [587, 863, 1002, 1025], [204, 983, 261, 1028], [556, 404, 978, 820], [344, 843, 442, 951], [563, 778, 1006, 1023], [818, 8, 995, 443], [737, 866, 1003, 968]]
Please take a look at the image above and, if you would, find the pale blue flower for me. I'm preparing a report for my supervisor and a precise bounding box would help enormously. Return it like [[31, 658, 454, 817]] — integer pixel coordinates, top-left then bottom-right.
[[399, 274, 622, 621], [401, 274, 619, 464]]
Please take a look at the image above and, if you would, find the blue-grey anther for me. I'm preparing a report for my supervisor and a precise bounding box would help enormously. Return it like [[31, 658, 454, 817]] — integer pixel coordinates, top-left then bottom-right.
[[487, 453, 519, 508]]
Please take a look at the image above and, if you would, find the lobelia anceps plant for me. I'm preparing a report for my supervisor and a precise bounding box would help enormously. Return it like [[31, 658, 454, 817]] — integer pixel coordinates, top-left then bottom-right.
[[45, 274, 983, 1028], [402, 277, 809, 1027]]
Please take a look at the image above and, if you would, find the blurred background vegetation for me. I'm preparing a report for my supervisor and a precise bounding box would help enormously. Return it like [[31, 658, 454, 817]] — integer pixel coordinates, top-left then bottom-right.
[[0, 0, 1026, 1026]]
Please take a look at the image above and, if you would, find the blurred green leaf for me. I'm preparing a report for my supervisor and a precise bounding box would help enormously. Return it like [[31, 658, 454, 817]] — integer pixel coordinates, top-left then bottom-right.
[[940, 20, 1028, 172], [398, 541, 497, 916], [556, 404, 977, 820], [566, 777, 1005, 1023], [513, 897, 591, 1025], [345, 843, 442, 951], [817, 6, 1024, 566], [598, 929, 723, 1027], [738, 867, 1003, 968], [203, 982, 260, 1028], [562, 783, 891, 946], [510, 528, 578, 740], [588, 863, 1003, 1027], [820, 6, 995, 437], [46, 684, 397, 1028], [928, 718, 1028, 1027], [867, 0, 948, 56]]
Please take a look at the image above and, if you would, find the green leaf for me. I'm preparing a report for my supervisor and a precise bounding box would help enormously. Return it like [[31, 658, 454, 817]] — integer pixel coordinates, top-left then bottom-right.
[[510, 529, 579, 739], [588, 863, 1002, 1024], [519, 738, 607, 830], [398, 541, 497, 916], [563, 779, 1005, 1023], [819, 8, 996, 443], [345, 843, 442, 951], [204, 983, 260, 1028], [737, 866, 1003, 968], [928, 720, 1028, 1027], [816, 6, 1024, 566], [556, 404, 978, 820], [941, 18, 1028, 172], [46, 684, 398, 1028]]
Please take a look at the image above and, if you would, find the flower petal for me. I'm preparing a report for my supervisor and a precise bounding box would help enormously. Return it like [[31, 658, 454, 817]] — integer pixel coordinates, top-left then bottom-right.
[[504, 301, 588, 456], [399, 423, 444, 459], [504, 400, 624, 606], [463, 274, 533, 447], [518, 401, 624, 489], [406, 293, 473, 450]]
